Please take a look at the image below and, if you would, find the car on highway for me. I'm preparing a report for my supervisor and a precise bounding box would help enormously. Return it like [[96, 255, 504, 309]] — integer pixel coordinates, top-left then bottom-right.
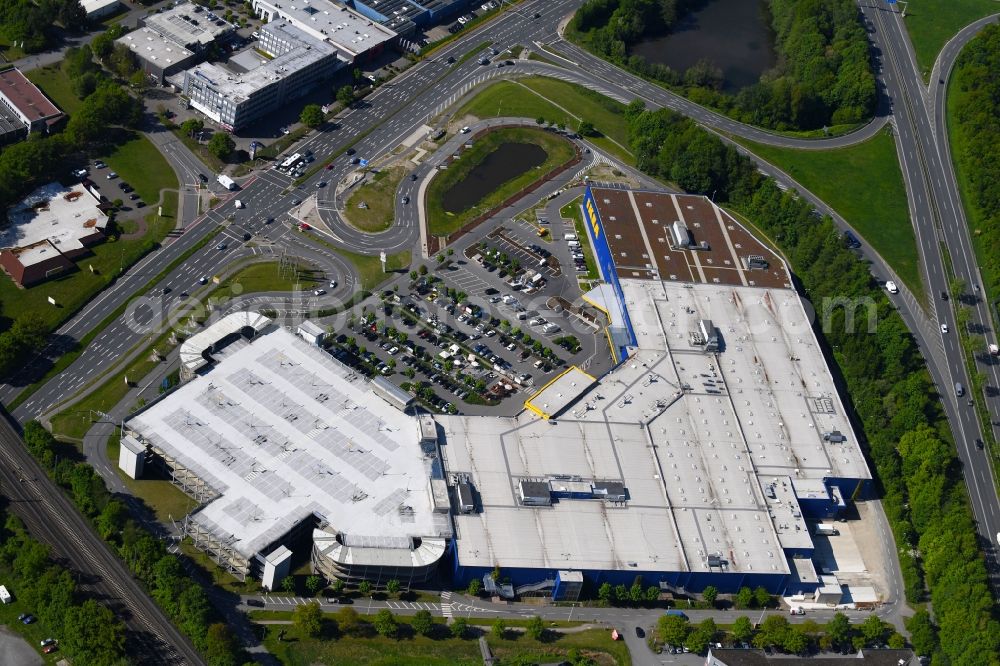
[[299, 222, 311, 231], [198, 173, 208, 183], [162, 287, 172, 295], [885, 280, 898, 294], [411, 173, 418, 181], [346, 148, 356, 156], [242, 232, 251, 241], [533, 12, 541, 18], [265, 217, 274, 224], [447, 56, 455, 64], [199, 276, 208, 284], [401, 196, 409, 204], [976, 438, 984, 450], [941, 323, 949, 334], [291, 198, 302, 205], [634, 626, 644, 638], [460, 126, 471, 134], [326, 164, 334, 170], [316, 181, 326, 188], [313, 289, 326, 296], [329, 279, 337, 288]]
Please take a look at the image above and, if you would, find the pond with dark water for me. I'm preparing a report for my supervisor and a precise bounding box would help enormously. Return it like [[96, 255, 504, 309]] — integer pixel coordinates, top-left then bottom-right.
[[441, 142, 547, 214], [630, 0, 776, 92]]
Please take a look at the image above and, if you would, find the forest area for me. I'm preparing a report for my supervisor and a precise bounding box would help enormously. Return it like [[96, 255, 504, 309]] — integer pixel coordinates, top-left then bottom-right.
[[621, 98, 999, 663], [569, 0, 876, 130]]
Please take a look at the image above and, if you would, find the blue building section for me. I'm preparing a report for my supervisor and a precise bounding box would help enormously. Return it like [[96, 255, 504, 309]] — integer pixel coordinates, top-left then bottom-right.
[[346, 0, 474, 29], [582, 185, 636, 362]]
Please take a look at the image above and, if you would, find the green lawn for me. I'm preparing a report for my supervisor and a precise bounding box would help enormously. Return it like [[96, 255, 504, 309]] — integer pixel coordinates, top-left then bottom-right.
[[426, 126, 576, 237], [107, 432, 196, 524], [902, 0, 1000, 78], [100, 133, 179, 215], [561, 197, 599, 281], [26, 65, 81, 113], [259, 622, 629, 666], [946, 52, 997, 309], [344, 166, 407, 232], [732, 130, 922, 297], [337, 248, 411, 291], [212, 260, 322, 297], [456, 77, 631, 163]]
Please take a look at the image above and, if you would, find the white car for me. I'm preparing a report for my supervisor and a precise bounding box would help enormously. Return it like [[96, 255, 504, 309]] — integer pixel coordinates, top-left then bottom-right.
[[789, 607, 805, 616], [941, 323, 949, 334], [885, 280, 898, 294], [460, 126, 471, 134], [313, 289, 326, 297]]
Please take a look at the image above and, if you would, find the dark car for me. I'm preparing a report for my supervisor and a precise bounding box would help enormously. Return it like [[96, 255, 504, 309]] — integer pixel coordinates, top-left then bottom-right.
[[976, 438, 984, 450], [246, 598, 265, 607], [635, 626, 645, 638], [136, 201, 146, 208], [198, 173, 208, 183], [411, 173, 418, 181], [129, 193, 139, 200], [533, 12, 541, 18], [346, 147, 356, 156], [941, 290, 948, 301], [242, 232, 251, 241]]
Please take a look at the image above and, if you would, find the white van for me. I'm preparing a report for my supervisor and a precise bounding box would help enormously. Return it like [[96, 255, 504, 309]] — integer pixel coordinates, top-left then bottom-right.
[[564, 233, 577, 241], [234, 200, 244, 209], [0, 585, 11, 604], [568, 241, 581, 249]]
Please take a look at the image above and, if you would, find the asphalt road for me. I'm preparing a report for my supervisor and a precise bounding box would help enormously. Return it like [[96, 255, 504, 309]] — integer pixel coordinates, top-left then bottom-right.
[[0, 414, 205, 665], [859, 1, 1000, 593]]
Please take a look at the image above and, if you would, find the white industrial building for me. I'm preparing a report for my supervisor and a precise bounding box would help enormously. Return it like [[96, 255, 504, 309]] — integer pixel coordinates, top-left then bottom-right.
[[120, 315, 451, 585], [174, 20, 341, 130], [251, 0, 397, 63]]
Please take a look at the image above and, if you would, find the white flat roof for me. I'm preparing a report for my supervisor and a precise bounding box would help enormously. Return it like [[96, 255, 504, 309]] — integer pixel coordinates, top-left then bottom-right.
[[145, 1, 233, 48], [183, 22, 336, 103], [2, 182, 107, 253], [180, 310, 273, 373], [252, 0, 396, 57], [117, 27, 195, 67], [439, 278, 868, 574], [524, 366, 596, 419], [127, 325, 449, 560]]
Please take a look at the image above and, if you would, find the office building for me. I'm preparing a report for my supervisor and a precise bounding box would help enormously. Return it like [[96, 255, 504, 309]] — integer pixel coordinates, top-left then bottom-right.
[[0, 68, 63, 135], [251, 0, 396, 62]]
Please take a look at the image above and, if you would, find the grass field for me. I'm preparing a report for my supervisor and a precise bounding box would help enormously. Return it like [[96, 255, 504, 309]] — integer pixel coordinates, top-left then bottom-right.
[[343, 166, 407, 232], [338, 248, 411, 291], [560, 197, 599, 281], [211, 260, 322, 297], [426, 126, 575, 237], [107, 432, 196, 524], [26, 65, 81, 113], [902, 0, 1000, 78], [99, 133, 179, 214], [456, 76, 631, 162], [259, 621, 629, 666], [732, 130, 922, 297]]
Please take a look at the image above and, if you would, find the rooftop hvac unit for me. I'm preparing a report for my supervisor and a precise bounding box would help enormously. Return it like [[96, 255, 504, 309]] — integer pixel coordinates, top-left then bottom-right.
[[456, 481, 475, 513], [518, 479, 552, 506], [823, 430, 846, 443]]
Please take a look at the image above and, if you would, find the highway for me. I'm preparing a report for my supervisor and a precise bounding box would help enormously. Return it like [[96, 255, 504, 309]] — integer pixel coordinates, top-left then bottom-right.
[[0, 413, 205, 665]]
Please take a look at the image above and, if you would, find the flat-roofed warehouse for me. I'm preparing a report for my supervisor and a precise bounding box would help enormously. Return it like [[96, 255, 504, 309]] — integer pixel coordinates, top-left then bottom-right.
[[251, 0, 397, 63], [120, 314, 451, 585], [434, 186, 870, 599]]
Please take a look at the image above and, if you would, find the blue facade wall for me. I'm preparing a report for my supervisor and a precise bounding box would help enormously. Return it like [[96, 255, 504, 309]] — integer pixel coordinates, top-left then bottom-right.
[[582, 186, 636, 361]]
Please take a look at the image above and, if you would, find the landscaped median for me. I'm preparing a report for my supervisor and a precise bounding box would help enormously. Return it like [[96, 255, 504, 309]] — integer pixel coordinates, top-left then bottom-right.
[[425, 126, 578, 242], [343, 166, 408, 232]]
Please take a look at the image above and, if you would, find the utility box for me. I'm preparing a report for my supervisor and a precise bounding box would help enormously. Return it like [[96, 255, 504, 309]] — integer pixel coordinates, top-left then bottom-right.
[[118, 434, 146, 479]]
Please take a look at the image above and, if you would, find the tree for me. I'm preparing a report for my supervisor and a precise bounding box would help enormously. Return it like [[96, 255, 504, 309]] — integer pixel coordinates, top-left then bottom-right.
[[300, 103, 324, 128], [613, 584, 627, 603], [305, 575, 323, 595], [61, 600, 127, 665], [826, 612, 852, 647], [208, 132, 235, 160], [491, 618, 507, 638], [783, 625, 809, 654], [331, 578, 346, 596], [336, 85, 355, 107], [731, 616, 754, 643], [373, 609, 398, 637], [753, 586, 771, 608], [535, 116, 545, 125], [280, 575, 295, 594], [386, 579, 400, 595], [629, 582, 643, 604], [336, 607, 361, 636], [358, 580, 372, 595], [205, 623, 239, 666], [181, 118, 204, 138], [96, 499, 126, 540], [293, 601, 323, 637], [888, 632, 906, 649], [657, 614, 689, 647], [904, 610, 937, 657], [645, 585, 660, 603], [598, 582, 612, 604], [412, 609, 434, 636], [578, 119, 596, 136], [860, 615, 886, 646], [525, 615, 545, 640], [451, 616, 469, 639], [702, 585, 717, 607]]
